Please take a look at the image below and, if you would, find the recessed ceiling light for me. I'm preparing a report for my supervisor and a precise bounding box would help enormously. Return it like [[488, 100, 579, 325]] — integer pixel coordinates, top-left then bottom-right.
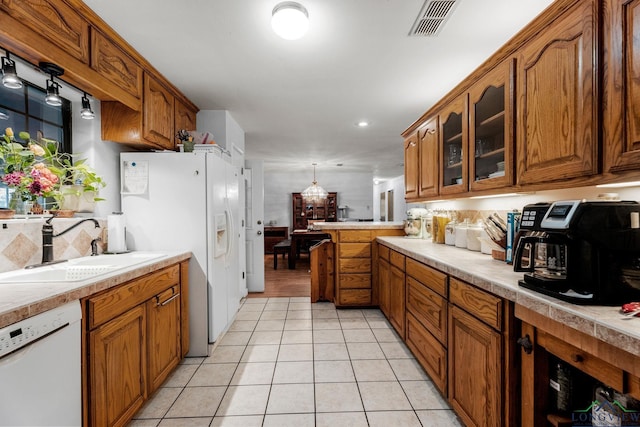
[[356, 121, 369, 127]]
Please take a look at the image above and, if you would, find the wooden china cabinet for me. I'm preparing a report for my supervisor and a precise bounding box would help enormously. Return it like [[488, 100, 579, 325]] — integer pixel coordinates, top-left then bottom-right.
[[292, 192, 337, 230]]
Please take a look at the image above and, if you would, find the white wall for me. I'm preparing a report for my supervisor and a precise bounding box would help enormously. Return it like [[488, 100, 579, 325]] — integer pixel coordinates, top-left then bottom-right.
[[197, 110, 245, 168], [264, 169, 373, 228], [372, 176, 407, 221]]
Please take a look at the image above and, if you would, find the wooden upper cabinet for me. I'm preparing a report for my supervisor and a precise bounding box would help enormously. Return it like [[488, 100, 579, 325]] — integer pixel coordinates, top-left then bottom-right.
[[418, 116, 439, 198], [603, 0, 640, 173], [175, 98, 197, 139], [1, 0, 89, 63], [91, 29, 142, 100], [143, 74, 175, 150], [439, 95, 468, 195], [469, 59, 515, 191], [515, 0, 597, 185], [404, 132, 419, 200]]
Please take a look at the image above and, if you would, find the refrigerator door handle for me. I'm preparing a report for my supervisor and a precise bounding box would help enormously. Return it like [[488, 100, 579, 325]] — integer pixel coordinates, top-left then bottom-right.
[[224, 198, 234, 266]]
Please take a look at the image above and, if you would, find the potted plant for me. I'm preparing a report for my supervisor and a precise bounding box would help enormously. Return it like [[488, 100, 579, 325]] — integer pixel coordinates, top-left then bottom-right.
[[0, 128, 105, 214]]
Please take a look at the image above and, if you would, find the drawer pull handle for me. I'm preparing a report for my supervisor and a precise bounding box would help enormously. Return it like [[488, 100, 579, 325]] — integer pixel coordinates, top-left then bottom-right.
[[517, 334, 533, 354], [157, 293, 180, 307]]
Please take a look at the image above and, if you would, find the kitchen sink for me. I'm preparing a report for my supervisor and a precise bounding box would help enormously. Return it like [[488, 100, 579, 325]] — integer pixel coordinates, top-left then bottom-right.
[[0, 252, 167, 284]]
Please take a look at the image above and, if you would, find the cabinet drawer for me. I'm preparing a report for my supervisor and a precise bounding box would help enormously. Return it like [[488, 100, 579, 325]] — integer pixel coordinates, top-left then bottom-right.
[[449, 278, 502, 331], [338, 273, 371, 289], [339, 242, 371, 258], [339, 230, 371, 242], [406, 276, 447, 345], [339, 258, 371, 274], [88, 265, 180, 329], [406, 312, 447, 395], [390, 250, 405, 270], [338, 289, 372, 306], [379, 244, 390, 261], [538, 330, 624, 392], [406, 258, 447, 297]]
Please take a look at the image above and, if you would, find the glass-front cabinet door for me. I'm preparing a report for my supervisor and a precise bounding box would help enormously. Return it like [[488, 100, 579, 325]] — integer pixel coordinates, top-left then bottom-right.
[[469, 60, 514, 191], [439, 95, 467, 195]]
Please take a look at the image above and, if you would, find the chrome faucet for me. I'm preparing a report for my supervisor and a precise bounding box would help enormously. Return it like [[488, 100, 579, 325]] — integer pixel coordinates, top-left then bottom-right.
[[42, 216, 100, 264]]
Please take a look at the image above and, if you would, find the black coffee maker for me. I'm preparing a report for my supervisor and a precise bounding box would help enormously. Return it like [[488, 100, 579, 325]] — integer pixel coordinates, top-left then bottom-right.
[[513, 200, 640, 305]]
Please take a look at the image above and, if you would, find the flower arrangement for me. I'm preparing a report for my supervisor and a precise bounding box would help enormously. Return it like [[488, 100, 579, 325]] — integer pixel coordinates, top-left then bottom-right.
[[0, 127, 105, 213]]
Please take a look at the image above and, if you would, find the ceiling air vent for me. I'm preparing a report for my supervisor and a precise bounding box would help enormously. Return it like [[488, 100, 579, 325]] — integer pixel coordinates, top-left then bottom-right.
[[409, 0, 459, 37]]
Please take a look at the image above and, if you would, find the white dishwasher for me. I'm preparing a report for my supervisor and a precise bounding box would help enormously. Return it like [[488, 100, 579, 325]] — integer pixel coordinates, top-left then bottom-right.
[[0, 300, 82, 427]]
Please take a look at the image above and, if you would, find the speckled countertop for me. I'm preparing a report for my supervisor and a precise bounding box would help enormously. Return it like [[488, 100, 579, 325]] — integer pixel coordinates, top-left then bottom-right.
[[313, 221, 405, 230], [0, 251, 191, 329], [377, 236, 640, 358]]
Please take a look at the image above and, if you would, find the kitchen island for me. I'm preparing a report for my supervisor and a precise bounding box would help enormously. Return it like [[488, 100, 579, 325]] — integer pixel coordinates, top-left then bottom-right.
[[312, 221, 404, 306], [377, 236, 640, 426]]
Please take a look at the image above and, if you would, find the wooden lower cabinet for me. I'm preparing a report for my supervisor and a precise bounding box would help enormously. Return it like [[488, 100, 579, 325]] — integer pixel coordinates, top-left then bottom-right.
[[90, 304, 147, 427], [84, 262, 188, 426], [378, 257, 390, 317], [388, 250, 406, 338], [517, 305, 640, 427], [376, 243, 516, 426], [333, 229, 403, 307], [406, 311, 447, 394], [448, 305, 503, 427], [147, 284, 181, 393]]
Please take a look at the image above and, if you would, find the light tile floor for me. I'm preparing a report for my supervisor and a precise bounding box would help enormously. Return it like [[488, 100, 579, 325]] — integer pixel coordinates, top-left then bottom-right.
[[129, 297, 463, 427]]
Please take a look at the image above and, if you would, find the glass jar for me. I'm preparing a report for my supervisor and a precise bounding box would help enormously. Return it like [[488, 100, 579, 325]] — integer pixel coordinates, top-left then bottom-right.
[[444, 219, 457, 246]]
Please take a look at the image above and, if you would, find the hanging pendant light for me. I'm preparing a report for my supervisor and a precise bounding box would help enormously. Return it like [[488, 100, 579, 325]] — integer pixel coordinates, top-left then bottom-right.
[[301, 163, 328, 203]]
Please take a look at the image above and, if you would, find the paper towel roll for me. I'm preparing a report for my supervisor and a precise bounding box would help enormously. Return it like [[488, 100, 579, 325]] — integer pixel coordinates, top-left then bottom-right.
[[107, 212, 127, 253]]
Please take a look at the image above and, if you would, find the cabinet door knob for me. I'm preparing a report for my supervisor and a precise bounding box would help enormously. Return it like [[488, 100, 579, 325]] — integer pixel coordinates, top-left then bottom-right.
[[517, 334, 533, 354], [257, 230, 262, 235], [257, 220, 262, 225], [571, 354, 584, 363]]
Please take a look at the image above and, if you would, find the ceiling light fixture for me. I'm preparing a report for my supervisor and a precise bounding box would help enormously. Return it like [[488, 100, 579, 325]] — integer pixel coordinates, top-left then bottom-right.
[[357, 121, 369, 127], [301, 163, 328, 202], [80, 92, 95, 119], [1, 52, 22, 89], [39, 62, 65, 107], [271, 1, 309, 40]]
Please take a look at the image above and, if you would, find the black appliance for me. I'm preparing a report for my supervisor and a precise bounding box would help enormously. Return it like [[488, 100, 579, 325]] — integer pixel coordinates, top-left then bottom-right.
[[513, 200, 640, 305]]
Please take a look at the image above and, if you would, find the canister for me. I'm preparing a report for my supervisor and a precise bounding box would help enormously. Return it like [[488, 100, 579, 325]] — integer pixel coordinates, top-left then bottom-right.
[[466, 221, 483, 251], [454, 219, 470, 248]]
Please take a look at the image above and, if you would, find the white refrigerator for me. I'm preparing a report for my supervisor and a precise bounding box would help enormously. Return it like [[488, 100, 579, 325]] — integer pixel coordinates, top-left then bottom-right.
[[120, 150, 243, 357]]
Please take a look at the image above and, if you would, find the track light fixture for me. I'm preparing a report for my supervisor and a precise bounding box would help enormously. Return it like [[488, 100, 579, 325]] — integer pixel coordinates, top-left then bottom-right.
[[80, 93, 95, 119], [1, 52, 22, 89], [39, 62, 64, 107]]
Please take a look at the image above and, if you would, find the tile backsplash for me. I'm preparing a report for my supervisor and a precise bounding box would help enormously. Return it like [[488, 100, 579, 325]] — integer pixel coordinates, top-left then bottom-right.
[[0, 217, 105, 273]]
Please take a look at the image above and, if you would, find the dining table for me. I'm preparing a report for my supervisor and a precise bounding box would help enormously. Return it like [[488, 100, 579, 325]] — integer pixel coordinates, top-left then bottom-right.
[[288, 230, 331, 269]]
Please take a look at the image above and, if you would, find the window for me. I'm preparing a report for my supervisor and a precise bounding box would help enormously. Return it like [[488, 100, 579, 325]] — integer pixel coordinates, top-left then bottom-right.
[[0, 81, 72, 208]]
